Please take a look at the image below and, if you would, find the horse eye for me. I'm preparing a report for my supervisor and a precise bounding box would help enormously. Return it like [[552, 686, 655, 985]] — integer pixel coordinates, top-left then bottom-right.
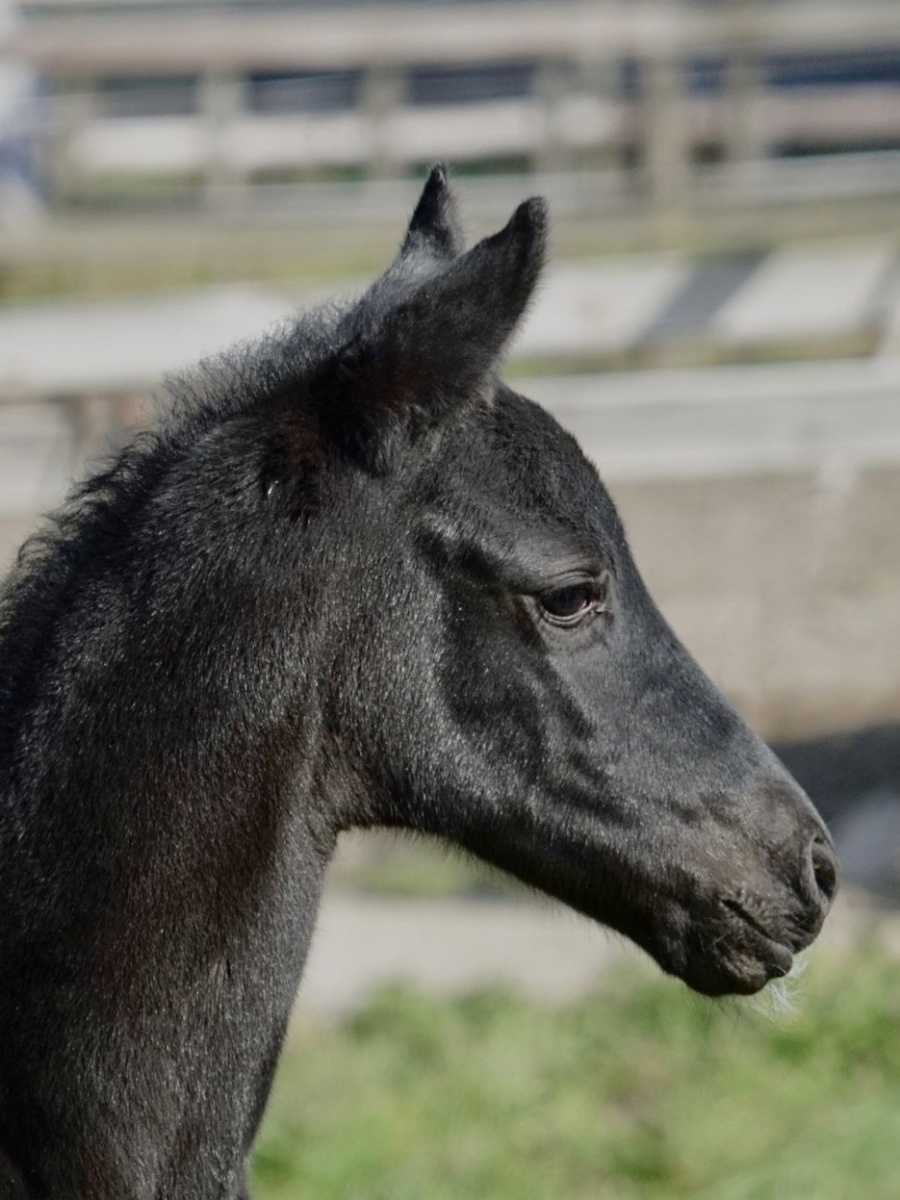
[[540, 582, 603, 626]]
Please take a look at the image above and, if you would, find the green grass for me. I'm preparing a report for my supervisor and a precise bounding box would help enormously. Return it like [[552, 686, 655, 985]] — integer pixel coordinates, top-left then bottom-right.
[[253, 944, 900, 1199]]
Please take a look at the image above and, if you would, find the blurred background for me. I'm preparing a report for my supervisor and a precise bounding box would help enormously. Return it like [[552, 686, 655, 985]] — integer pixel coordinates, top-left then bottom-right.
[[1, 0, 900, 1195]]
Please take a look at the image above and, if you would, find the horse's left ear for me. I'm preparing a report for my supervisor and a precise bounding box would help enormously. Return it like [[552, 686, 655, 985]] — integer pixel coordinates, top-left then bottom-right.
[[318, 196, 547, 466], [396, 162, 465, 269]]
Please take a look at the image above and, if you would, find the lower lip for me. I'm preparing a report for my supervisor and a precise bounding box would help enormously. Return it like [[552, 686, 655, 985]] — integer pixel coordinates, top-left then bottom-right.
[[728, 940, 794, 993], [722, 902, 796, 980]]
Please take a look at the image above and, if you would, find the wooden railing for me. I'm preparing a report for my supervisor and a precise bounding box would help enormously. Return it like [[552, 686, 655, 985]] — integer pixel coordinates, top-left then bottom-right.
[[8, 0, 900, 213]]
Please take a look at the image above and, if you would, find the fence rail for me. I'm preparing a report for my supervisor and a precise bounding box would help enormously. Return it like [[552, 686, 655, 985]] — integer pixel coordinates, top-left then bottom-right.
[[8, 0, 900, 214], [16, 2, 900, 70]]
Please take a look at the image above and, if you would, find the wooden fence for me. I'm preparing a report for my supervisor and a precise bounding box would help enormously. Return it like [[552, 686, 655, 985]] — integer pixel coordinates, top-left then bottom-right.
[[9, 0, 900, 214]]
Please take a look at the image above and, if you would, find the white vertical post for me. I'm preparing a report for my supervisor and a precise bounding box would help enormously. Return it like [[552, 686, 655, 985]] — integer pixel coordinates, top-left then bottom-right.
[[48, 80, 95, 209], [642, 51, 691, 211], [534, 58, 571, 174], [723, 2, 767, 164], [70, 393, 114, 469], [199, 69, 246, 215], [362, 64, 403, 179]]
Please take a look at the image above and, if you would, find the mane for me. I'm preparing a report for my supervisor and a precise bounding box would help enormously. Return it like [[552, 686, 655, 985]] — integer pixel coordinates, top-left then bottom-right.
[[0, 300, 348, 751], [7, 303, 346, 579]]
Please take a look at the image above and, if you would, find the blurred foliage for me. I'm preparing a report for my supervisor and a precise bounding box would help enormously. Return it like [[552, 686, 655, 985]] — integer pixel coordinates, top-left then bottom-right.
[[253, 944, 900, 1200]]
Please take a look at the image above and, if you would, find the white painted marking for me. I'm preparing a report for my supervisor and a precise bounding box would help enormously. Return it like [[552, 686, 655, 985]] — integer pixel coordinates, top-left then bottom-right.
[[526, 360, 900, 481], [713, 239, 894, 343], [519, 255, 689, 356]]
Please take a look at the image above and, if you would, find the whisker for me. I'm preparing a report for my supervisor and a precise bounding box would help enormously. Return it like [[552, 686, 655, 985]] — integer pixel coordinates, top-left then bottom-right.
[[752, 952, 810, 1019]]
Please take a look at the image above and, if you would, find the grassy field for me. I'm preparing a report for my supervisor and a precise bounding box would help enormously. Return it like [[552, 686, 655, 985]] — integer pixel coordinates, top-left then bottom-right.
[[252, 944, 900, 1200]]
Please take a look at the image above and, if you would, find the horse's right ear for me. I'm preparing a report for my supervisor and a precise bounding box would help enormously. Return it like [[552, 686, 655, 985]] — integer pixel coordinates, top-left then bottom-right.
[[316, 196, 547, 469]]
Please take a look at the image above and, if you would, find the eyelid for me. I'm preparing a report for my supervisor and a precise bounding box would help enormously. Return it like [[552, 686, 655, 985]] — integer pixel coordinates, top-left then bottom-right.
[[534, 566, 608, 596]]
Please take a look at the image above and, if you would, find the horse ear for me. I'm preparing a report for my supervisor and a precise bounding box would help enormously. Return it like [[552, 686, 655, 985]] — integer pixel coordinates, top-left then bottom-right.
[[396, 163, 464, 267], [318, 196, 547, 466]]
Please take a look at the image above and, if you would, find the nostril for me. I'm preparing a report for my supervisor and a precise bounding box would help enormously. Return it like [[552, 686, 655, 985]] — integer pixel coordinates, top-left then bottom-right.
[[810, 835, 838, 906]]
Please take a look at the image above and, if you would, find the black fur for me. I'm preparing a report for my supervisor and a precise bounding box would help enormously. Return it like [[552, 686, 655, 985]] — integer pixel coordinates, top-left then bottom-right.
[[0, 166, 837, 1198]]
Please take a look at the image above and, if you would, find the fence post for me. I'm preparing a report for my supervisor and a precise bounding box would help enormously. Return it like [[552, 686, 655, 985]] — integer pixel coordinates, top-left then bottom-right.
[[534, 58, 572, 174], [47, 80, 95, 209], [575, 52, 624, 180], [199, 69, 246, 215], [642, 51, 691, 211], [723, 0, 767, 167], [362, 64, 403, 179], [69, 393, 114, 468]]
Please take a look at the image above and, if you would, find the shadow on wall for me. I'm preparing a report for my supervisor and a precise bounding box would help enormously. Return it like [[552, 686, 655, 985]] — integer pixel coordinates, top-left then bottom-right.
[[775, 723, 900, 904]]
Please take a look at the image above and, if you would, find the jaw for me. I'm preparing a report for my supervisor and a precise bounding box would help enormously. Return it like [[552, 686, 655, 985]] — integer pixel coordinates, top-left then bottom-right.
[[465, 828, 813, 999], [449, 778, 833, 1000]]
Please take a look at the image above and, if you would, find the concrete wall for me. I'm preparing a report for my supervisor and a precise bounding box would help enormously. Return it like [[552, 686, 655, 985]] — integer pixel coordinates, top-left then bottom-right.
[[611, 465, 900, 741]]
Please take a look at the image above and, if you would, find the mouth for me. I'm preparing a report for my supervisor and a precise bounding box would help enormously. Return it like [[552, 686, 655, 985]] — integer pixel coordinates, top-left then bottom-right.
[[681, 898, 799, 997], [718, 918, 795, 995]]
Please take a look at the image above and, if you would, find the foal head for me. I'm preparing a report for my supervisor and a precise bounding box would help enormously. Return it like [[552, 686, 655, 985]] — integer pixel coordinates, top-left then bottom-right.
[[0, 168, 841, 1199], [252, 166, 837, 997]]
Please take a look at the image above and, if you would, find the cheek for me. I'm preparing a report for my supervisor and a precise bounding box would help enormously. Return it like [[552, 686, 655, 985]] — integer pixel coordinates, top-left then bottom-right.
[[438, 586, 603, 782], [440, 614, 545, 767], [492, 592, 541, 643]]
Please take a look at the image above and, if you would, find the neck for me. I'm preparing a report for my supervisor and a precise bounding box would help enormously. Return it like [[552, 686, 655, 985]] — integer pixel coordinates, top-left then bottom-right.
[[0, 555, 337, 1196]]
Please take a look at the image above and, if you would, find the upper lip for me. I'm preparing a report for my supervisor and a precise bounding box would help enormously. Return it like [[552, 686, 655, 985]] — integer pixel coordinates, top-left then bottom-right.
[[722, 897, 778, 943], [722, 895, 820, 952]]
